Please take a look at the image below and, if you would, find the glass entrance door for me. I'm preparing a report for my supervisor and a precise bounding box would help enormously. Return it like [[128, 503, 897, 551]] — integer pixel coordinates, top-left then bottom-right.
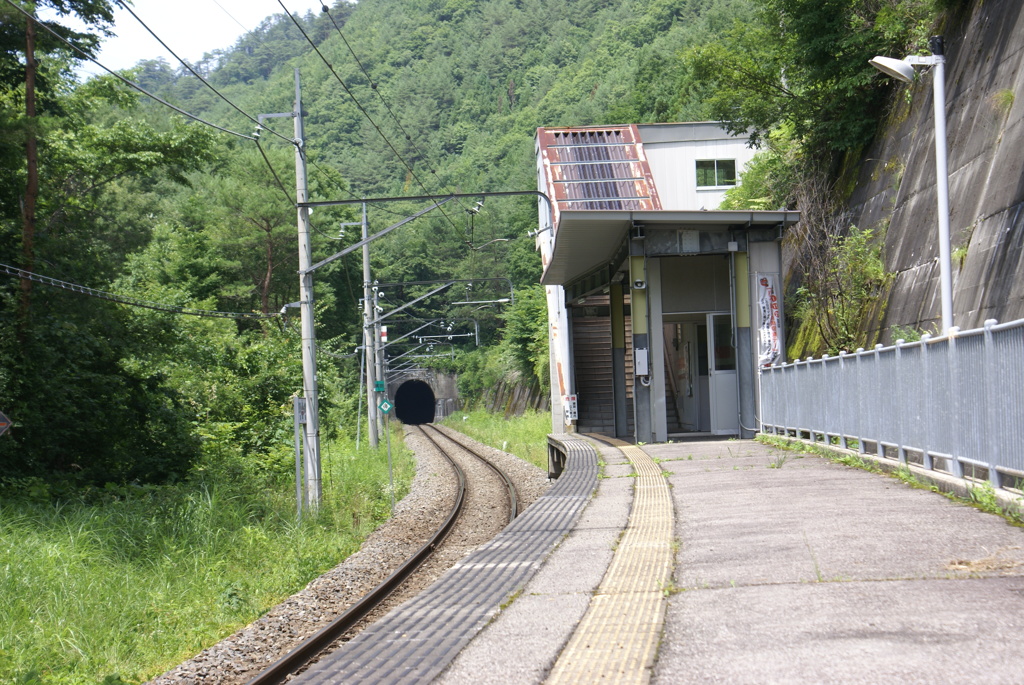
[[708, 313, 738, 434]]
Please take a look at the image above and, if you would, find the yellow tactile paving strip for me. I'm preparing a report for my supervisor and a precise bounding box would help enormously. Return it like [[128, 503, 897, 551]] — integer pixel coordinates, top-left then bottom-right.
[[546, 444, 675, 685]]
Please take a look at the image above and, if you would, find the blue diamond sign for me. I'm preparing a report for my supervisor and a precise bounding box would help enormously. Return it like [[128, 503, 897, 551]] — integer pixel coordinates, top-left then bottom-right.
[[378, 399, 393, 414]]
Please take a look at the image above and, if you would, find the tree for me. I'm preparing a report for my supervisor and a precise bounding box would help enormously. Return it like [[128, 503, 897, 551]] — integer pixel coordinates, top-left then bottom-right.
[[685, 0, 937, 152], [1, 0, 116, 319], [206, 147, 298, 315], [0, 65, 220, 486], [501, 283, 549, 389]]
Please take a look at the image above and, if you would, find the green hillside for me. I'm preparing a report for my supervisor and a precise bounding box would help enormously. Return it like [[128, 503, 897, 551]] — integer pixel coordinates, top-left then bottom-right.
[[1, 0, 965, 489], [0, 0, 978, 680], [0, 0, 768, 486]]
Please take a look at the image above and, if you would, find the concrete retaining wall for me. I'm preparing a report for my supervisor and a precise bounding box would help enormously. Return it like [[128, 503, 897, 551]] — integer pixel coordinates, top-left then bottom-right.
[[842, 0, 1024, 339]]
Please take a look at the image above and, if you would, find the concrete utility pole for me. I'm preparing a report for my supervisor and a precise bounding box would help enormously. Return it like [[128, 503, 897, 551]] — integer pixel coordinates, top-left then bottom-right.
[[362, 203, 379, 448], [293, 69, 322, 509], [374, 285, 385, 436]]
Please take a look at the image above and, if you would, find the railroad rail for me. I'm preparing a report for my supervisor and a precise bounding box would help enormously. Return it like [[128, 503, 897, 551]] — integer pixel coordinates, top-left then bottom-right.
[[420, 423, 519, 523], [294, 434, 597, 684], [247, 423, 519, 685]]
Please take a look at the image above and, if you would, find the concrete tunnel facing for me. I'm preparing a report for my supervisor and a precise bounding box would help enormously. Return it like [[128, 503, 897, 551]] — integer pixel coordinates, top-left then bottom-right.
[[394, 380, 436, 425]]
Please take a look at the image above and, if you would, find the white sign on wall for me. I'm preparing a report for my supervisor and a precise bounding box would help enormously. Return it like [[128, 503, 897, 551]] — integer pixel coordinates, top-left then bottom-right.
[[563, 394, 578, 425]]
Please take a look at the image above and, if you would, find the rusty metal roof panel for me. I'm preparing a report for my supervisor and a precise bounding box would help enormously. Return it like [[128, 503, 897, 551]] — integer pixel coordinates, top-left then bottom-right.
[[538, 125, 662, 226]]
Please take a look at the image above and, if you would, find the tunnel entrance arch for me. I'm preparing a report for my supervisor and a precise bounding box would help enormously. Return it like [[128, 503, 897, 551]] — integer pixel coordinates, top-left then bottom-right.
[[394, 380, 436, 425]]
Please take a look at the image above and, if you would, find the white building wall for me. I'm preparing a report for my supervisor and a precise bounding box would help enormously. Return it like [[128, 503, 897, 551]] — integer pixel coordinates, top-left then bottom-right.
[[641, 129, 758, 210], [536, 140, 571, 433]]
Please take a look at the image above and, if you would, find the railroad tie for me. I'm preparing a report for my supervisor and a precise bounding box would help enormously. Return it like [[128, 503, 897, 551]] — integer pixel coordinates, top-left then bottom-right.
[[546, 444, 674, 685]]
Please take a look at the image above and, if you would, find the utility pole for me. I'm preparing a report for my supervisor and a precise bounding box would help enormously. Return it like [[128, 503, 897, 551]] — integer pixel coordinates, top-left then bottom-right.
[[362, 203, 379, 447], [293, 69, 321, 509], [374, 285, 385, 437], [20, 14, 38, 324]]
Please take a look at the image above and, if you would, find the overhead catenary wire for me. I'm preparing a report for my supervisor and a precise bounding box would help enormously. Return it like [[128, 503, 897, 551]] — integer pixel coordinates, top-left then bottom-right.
[[0, 263, 278, 320], [275, 0, 463, 234], [4, 0, 255, 141], [317, 3, 474, 216], [113, 0, 295, 146]]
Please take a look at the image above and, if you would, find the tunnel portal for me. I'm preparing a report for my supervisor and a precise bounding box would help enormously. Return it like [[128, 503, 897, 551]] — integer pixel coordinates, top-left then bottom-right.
[[394, 379, 436, 425]]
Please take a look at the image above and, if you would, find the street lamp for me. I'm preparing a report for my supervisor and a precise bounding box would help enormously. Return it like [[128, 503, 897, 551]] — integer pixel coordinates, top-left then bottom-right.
[[870, 36, 953, 333]]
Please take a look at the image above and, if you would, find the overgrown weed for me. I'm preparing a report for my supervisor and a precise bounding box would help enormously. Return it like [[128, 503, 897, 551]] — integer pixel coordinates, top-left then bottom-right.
[[0, 430, 412, 684], [442, 408, 550, 470]]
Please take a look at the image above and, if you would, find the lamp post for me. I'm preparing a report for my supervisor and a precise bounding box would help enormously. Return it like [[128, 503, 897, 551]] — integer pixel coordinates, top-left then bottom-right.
[[870, 36, 953, 333]]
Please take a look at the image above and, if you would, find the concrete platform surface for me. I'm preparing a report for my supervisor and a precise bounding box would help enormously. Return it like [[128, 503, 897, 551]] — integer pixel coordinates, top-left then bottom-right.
[[648, 438, 1024, 685], [441, 437, 1024, 684]]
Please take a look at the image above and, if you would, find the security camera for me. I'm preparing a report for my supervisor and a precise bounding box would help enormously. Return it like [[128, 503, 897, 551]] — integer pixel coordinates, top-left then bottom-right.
[[633, 280, 646, 290]]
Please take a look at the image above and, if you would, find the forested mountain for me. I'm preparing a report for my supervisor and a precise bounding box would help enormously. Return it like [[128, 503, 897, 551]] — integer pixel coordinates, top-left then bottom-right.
[[1, 0, 964, 487], [0, 0, 759, 487], [4, 3, 994, 679], [130, 0, 759, 291]]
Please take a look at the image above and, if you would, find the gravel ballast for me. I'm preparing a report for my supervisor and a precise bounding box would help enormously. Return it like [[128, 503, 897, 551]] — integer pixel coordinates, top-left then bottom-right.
[[149, 425, 546, 685]]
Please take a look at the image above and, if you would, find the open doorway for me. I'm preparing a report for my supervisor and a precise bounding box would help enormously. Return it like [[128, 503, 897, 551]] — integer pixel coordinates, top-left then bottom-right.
[[663, 312, 736, 435]]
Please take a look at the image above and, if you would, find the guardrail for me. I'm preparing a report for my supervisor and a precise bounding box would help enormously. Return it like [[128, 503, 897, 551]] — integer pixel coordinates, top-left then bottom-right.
[[760, 318, 1024, 493]]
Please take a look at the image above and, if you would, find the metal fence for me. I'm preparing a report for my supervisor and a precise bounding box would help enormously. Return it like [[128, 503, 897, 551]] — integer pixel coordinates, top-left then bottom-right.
[[760, 318, 1024, 492]]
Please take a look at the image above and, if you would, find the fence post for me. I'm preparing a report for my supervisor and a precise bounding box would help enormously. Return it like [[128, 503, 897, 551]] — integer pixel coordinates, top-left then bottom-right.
[[948, 328, 964, 478], [838, 352, 848, 449], [920, 334, 933, 470], [983, 320, 1000, 487], [805, 357, 814, 442], [855, 348, 866, 454], [895, 340, 907, 465], [874, 344, 885, 460]]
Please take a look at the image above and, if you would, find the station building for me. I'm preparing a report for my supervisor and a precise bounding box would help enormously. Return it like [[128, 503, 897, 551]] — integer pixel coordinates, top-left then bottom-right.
[[534, 123, 799, 442]]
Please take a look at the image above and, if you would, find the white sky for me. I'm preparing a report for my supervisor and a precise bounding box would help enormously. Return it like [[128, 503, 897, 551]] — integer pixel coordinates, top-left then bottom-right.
[[55, 0, 328, 78]]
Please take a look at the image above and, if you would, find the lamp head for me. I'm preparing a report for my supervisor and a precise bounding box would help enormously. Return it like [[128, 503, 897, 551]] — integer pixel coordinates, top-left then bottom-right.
[[869, 56, 915, 83]]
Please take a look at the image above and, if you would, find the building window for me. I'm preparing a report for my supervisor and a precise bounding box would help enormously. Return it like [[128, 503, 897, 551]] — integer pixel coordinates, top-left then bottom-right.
[[696, 159, 737, 187]]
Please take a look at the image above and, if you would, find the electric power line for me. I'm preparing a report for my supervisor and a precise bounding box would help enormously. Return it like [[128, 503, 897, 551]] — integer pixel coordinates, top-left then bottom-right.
[[0, 263, 278, 320], [256, 138, 298, 205], [275, 0, 463, 235], [306, 157, 412, 220], [113, 0, 295, 146], [209, 0, 253, 35], [114, 0, 307, 204], [318, 3, 472, 214], [4, 0, 255, 141], [318, 4, 419, 154]]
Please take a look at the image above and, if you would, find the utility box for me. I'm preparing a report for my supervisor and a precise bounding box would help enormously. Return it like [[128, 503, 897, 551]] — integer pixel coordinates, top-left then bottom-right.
[[634, 347, 650, 376]]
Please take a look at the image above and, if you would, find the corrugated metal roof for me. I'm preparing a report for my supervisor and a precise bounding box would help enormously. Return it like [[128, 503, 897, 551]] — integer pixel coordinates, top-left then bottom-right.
[[537, 125, 662, 227]]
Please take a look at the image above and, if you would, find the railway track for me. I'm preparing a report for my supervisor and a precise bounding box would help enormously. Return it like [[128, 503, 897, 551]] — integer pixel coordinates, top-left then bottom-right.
[[246, 424, 519, 685], [422, 423, 519, 523]]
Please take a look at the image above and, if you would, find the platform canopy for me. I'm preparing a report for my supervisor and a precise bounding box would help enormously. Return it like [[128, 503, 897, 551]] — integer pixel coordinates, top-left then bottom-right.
[[540, 209, 800, 286]]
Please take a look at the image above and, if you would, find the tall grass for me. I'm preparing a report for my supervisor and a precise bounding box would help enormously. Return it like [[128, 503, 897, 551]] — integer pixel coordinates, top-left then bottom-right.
[[0, 426, 413, 685], [443, 409, 551, 470]]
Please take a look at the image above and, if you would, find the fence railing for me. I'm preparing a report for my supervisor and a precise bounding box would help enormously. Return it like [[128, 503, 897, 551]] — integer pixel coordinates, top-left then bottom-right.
[[760, 318, 1024, 493]]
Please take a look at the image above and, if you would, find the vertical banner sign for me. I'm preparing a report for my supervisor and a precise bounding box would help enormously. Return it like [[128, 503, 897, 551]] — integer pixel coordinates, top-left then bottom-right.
[[756, 273, 782, 366]]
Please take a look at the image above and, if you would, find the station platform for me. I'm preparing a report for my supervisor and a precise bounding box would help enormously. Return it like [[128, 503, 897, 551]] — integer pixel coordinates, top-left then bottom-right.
[[303, 435, 1024, 684]]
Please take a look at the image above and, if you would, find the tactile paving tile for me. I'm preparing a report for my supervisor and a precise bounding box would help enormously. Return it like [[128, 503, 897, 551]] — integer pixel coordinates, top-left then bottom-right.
[[545, 444, 674, 685], [294, 436, 599, 685]]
